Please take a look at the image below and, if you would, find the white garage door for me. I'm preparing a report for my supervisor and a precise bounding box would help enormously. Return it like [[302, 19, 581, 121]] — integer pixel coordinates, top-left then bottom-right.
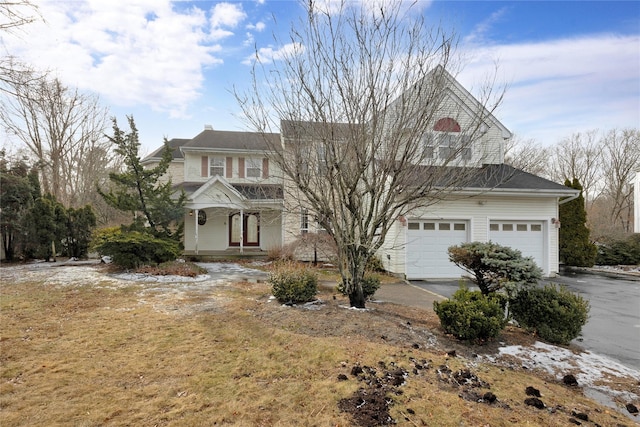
[[489, 221, 545, 272], [406, 220, 469, 279]]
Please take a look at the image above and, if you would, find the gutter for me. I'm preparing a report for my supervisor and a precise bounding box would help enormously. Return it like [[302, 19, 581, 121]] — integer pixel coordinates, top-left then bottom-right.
[[558, 192, 581, 205]]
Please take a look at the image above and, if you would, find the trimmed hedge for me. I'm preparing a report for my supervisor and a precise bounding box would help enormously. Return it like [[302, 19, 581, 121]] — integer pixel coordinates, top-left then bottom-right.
[[433, 286, 508, 342], [269, 262, 318, 304], [510, 284, 589, 345], [92, 229, 181, 269]]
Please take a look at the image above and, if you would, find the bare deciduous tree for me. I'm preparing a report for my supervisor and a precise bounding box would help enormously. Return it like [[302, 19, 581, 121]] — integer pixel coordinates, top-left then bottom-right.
[[550, 130, 603, 207], [600, 128, 640, 234], [0, 1, 44, 96], [0, 75, 113, 207], [504, 134, 552, 177], [237, 1, 505, 307]]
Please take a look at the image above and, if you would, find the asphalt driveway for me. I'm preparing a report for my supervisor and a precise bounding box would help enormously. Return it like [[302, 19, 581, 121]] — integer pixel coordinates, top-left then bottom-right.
[[410, 271, 640, 372]]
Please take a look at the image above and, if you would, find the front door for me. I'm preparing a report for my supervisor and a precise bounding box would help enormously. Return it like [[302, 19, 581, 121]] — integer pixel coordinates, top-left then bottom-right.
[[229, 212, 260, 247]]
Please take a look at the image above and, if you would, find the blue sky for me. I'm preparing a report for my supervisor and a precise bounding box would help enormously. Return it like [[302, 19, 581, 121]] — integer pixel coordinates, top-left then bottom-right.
[[3, 0, 639, 154]]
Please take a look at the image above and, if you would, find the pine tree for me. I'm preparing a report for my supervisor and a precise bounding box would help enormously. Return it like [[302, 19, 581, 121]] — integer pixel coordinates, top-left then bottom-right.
[[97, 116, 185, 240], [559, 178, 597, 267]]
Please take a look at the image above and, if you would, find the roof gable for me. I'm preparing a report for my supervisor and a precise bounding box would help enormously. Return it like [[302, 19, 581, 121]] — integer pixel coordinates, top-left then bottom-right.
[[427, 65, 511, 139], [189, 176, 246, 206]]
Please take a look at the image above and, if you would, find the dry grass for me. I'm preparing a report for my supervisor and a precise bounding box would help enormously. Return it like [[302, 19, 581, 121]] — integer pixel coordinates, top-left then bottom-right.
[[0, 266, 637, 426]]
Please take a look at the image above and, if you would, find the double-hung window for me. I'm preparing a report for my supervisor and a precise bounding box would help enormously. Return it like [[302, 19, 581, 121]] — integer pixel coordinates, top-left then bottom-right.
[[209, 157, 225, 177], [246, 158, 262, 178], [300, 209, 309, 234]]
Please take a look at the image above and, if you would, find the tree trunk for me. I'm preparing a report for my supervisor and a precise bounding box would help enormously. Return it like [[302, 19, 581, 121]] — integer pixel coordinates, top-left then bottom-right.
[[348, 281, 366, 309]]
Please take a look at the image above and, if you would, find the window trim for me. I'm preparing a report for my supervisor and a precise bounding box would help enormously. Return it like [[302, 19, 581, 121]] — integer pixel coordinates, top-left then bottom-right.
[[209, 156, 225, 177], [246, 158, 262, 179]]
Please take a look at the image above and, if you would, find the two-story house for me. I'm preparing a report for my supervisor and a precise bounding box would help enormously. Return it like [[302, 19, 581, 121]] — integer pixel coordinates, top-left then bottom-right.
[[143, 69, 578, 279]]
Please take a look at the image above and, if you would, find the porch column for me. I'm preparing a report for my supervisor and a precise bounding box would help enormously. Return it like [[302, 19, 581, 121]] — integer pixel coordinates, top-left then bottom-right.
[[239, 208, 244, 254], [194, 209, 199, 255]]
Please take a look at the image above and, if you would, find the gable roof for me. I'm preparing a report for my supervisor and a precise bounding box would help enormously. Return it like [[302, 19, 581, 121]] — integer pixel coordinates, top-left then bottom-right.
[[181, 129, 280, 153], [415, 65, 512, 139], [142, 138, 189, 162]]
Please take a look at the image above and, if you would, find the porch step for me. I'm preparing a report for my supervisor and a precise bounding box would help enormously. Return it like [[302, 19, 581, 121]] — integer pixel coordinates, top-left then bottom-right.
[[183, 249, 269, 261]]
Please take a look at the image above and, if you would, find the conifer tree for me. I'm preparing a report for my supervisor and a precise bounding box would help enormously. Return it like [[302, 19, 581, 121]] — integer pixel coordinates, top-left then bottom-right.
[[559, 178, 597, 266], [98, 116, 185, 240]]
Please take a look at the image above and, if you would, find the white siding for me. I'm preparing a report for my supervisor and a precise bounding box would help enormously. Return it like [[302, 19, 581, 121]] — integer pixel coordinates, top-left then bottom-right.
[[383, 195, 559, 278]]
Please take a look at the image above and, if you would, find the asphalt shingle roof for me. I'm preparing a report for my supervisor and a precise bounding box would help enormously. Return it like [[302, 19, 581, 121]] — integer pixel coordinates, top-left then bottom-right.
[[182, 129, 280, 152]]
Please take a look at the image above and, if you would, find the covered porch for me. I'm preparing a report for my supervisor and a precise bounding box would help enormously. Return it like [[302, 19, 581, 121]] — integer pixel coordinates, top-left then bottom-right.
[[181, 176, 284, 256]]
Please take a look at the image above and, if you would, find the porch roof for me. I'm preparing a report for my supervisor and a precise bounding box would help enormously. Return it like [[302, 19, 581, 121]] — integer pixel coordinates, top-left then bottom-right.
[[179, 182, 284, 200]]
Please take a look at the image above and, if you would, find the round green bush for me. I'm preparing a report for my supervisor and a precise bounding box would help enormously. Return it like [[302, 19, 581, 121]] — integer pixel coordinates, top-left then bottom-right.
[[269, 263, 318, 304], [336, 274, 381, 300], [93, 230, 180, 269], [509, 284, 590, 345], [433, 286, 507, 342]]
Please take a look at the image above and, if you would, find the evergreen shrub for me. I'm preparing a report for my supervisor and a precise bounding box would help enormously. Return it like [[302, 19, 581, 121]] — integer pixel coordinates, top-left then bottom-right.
[[269, 262, 318, 304], [448, 242, 542, 295], [510, 284, 589, 345], [336, 274, 381, 300], [92, 229, 180, 269], [596, 235, 640, 265], [433, 286, 508, 342], [559, 178, 597, 267]]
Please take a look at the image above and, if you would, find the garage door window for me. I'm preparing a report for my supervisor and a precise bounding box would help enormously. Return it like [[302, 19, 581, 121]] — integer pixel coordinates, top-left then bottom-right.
[[408, 222, 420, 230], [424, 223, 435, 230], [502, 224, 513, 231], [531, 224, 542, 231], [517, 224, 528, 231], [439, 223, 450, 230], [490, 223, 499, 231], [454, 223, 466, 231]]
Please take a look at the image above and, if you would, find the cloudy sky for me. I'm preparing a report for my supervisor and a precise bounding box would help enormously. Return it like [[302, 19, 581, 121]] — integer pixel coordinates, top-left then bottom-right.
[[2, 0, 639, 154]]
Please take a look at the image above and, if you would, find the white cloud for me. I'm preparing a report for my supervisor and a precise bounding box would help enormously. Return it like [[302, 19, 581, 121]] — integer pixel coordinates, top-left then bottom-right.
[[3, 0, 225, 118], [457, 34, 640, 145], [463, 7, 509, 45], [242, 42, 305, 65], [209, 2, 246, 30], [246, 21, 266, 32]]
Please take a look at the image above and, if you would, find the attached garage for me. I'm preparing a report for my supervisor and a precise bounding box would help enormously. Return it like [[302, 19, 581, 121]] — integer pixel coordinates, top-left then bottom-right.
[[406, 220, 469, 279], [489, 220, 546, 273]]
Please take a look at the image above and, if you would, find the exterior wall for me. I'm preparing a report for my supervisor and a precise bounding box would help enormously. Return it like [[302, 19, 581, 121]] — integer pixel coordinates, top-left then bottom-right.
[[183, 207, 282, 252], [183, 151, 282, 185], [184, 208, 230, 251], [143, 160, 184, 185], [379, 195, 560, 277], [259, 210, 284, 251], [635, 170, 639, 233]]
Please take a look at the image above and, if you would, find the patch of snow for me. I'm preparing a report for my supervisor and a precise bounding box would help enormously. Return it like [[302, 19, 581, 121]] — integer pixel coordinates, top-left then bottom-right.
[[112, 272, 211, 283], [498, 341, 640, 385]]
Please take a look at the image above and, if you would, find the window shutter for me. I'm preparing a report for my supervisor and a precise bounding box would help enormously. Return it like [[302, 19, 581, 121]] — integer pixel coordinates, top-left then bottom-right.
[[238, 157, 245, 178], [201, 156, 208, 177], [262, 158, 269, 179], [226, 157, 233, 178]]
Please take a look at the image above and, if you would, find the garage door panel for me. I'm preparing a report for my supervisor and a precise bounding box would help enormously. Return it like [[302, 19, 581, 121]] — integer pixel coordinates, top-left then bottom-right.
[[490, 221, 545, 272], [406, 220, 468, 279]]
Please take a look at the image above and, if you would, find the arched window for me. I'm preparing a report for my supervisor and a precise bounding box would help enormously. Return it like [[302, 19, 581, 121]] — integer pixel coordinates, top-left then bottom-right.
[[423, 117, 471, 161], [433, 117, 461, 133]]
